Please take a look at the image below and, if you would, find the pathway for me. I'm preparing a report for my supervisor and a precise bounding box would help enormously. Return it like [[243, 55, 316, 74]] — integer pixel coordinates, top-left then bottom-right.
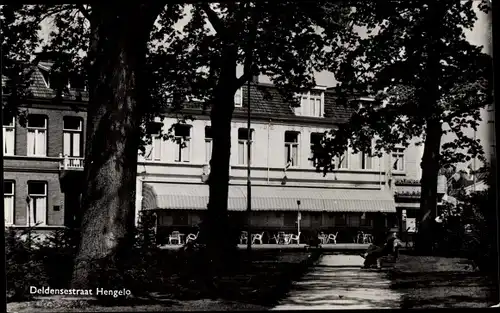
[[272, 254, 402, 310]]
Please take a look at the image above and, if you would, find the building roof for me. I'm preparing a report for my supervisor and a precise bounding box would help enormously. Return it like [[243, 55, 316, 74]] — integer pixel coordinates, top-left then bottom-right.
[[5, 61, 355, 124]]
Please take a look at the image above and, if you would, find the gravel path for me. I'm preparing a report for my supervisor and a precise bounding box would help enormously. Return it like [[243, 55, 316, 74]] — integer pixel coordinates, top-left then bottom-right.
[[272, 254, 401, 310]]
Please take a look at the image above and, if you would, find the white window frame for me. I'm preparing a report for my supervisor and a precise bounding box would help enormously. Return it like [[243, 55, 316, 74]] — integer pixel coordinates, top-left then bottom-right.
[[237, 128, 253, 165], [309, 132, 323, 167], [360, 151, 373, 170], [205, 126, 213, 163], [391, 148, 405, 172], [174, 124, 191, 163], [284, 131, 300, 168], [234, 88, 243, 107], [297, 91, 324, 118], [63, 117, 83, 157], [144, 122, 163, 161], [27, 181, 47, 226], [3, 117, 15, 155], [336, 150, 349, 169], [27, 115, 47, 157], [4, 181, 14, 226]]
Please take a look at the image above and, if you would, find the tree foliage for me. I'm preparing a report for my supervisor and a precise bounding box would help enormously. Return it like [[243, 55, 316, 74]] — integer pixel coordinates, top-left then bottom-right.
[[314, 0, 492, 171]]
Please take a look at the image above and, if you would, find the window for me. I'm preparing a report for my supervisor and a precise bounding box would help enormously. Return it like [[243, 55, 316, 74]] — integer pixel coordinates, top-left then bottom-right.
[[348, 214, 360, 227], [4, 181, 14, 225], [360, 214, 372, 226], [145, 122, 162, 161], [234, 88, 243, 107], [172, 212, 189, 226], [28, 181, 47, 226], [360, 152, 373, 170], [205, 126, 213, 163], [335, 214, 346, 226], [284, 213, 297, 227], [27, 115, 47, 156], [392, 148, 405, 171], [309, 133, 323, 167], [238, 128, 253, 165], [3, 116, 15, 155], [174, 124, 191, 162], [336, 151, 349, 169], [63, 117, 83, 157], [297, 91, 324, 117], [284, 131, 299, 167]]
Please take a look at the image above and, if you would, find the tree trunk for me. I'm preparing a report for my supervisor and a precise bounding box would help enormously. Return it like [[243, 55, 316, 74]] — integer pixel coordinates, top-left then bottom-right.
[[416, 119, 443, 254], [71, 4, 159, 289], [200, 47, 240, 277]]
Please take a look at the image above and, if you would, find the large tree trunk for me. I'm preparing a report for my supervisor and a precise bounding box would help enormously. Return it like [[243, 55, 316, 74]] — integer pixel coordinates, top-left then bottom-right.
[[71, 4, 160, 289], [416, 119, 443, 254], [200, 46, 240, 277]]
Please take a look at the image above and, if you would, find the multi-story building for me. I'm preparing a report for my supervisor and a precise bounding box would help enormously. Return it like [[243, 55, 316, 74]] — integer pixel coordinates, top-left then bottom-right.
[[3, 53, 87, 236], [136, 79, 425, 243], [4, 57, 427, 242]]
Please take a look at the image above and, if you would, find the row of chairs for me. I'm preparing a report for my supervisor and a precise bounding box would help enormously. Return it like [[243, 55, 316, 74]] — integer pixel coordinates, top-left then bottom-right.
[[168, 231, 198, 245], [240, 231, 301, 245]]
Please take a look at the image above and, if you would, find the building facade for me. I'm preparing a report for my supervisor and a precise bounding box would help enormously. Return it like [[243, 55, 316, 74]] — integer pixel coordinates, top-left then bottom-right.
[[136, 82, 425, 243], [4, 61, 427, 242], [3, 58, 87, 235]]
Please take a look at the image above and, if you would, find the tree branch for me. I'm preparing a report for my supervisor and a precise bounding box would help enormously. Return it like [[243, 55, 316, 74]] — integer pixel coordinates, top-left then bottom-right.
[[236, 4, 261, 86], [77, 4, 91, 21], [199, 3, 228, 39]]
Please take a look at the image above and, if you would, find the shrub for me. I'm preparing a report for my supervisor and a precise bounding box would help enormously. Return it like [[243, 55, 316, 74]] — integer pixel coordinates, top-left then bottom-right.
[[34, 228, 79, 289], [5, 227, 48, 302]]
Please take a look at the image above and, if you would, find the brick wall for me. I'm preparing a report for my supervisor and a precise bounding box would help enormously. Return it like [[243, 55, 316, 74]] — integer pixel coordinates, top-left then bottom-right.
[[14, 106, 87, 157], [3, 171, 65, 226]]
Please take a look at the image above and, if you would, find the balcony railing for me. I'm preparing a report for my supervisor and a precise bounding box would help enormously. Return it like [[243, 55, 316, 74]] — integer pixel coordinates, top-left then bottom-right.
[[59, 154, 84, 170]]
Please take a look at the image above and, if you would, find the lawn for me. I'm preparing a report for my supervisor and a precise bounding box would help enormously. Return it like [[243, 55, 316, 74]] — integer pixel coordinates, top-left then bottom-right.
[[387, 254, 499, 309], [7, 250, 321, 313]]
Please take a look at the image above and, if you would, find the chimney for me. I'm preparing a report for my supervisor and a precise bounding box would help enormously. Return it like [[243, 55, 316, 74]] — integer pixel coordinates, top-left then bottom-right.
[[251, 75, 259, 83]]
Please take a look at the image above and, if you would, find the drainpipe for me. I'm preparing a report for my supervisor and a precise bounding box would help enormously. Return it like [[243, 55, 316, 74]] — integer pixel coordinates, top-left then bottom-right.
[[267, 119, 271, 184], [379, 155, 382, 190]]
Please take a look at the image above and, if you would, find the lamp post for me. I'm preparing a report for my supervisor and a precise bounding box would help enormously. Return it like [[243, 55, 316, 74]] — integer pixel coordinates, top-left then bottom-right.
[[246, 78, 252, 252], [297, 200, 301, 244]]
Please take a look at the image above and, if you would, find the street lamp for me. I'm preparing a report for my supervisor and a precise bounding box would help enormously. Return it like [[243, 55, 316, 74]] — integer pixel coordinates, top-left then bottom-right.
[[297, 200, 301, 244]]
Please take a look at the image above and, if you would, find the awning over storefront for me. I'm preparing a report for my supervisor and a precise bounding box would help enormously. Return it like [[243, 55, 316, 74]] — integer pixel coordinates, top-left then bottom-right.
[[142, 183, 397, 213], [396, 203, 421, 209]]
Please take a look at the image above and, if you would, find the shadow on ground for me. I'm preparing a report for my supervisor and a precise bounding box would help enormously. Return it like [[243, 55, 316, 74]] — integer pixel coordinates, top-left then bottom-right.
[[387, 255, 498, 309], [273, 257, 401, 309]]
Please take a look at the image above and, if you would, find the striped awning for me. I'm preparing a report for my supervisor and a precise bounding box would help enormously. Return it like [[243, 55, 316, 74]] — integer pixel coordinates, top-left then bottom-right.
[[397, 202, 421, 209], [142, 183, 396, 213]]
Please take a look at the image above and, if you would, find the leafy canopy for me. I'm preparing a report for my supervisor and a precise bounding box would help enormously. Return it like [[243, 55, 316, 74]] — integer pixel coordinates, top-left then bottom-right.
[[313, 0, 492, 175]]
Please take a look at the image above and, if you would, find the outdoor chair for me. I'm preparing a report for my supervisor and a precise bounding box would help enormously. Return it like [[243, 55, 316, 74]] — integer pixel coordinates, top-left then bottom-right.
[[168, 231, 181, 245], [186, 231, 199, 243], [289, 232, 301, 244], [356, 231, 365, 243], [363, 233, 373, 244], [269, 233, 279, 244], [240, 231, 248, 244], [252, 232, 264, 244], [326, 232, 338, 244], [277, 232, 287, 244], [318, 232, 327, 244]]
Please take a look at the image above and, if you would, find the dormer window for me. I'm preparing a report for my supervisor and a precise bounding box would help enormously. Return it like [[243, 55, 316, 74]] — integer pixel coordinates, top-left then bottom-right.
[[295, 91, 324, 118], [234, 88, 243, 107]]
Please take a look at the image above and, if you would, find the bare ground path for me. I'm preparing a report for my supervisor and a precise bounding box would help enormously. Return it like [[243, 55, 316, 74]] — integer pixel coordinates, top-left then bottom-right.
[[272, 254, 401, 310]]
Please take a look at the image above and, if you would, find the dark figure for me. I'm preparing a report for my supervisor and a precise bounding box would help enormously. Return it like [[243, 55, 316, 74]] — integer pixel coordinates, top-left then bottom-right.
[[361, 232, 401, 269]]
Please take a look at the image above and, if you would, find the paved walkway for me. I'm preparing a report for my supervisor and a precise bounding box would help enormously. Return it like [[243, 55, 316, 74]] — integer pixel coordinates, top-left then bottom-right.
[[272, 254, 402, 310]]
